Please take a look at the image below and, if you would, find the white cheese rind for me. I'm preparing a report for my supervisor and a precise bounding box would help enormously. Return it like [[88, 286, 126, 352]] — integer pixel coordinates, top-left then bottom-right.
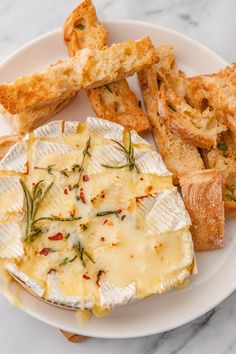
[[130, 130, 151, 145], [135, 150, 172, 176], [0, 142, 28, 173], [5, 263, 45, 297], [47, 272, 94, 309], [146, 188, 191, 235], [99, 279, 136, 309], [63, 121, 79, 136], [87, 116, 124, 142], [158, 269, 190, 294], [87, 144, 127, 174], [0, 223, 24, 258], [33, 121, 63, 138], [0, 176, 23, 216], [32, 140, 76, 166]]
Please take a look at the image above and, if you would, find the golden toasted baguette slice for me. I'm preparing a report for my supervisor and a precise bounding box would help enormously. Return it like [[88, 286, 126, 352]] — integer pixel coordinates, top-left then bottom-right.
[[64, 0, 151, 133], [0, 135, 22, 160], [179, 170, 224, 251], [153, 120, 204, 185], [0, 37, 158, 115], [187, 64, 236, 137], [64, 0, 108, 54], [158, 83, 226, 149], [0, 91, 76, 134], [138, 44, 204, 183]]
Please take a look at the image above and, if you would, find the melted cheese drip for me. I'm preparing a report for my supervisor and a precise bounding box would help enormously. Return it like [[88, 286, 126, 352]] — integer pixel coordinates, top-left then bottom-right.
[[0, 120, 194, 313]]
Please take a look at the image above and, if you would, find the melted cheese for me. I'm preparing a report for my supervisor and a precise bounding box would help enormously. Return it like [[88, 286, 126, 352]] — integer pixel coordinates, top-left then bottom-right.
[[0, 117, 194, 314]]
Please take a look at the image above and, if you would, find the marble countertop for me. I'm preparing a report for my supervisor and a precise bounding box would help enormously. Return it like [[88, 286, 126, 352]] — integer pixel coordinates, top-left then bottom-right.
[[1, 0, 236, 353]]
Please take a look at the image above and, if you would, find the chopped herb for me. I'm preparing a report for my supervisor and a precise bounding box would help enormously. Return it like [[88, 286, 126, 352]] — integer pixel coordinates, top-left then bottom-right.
[[34, 165, 55, 175], [59, 255, 77, 266], [96, 210, 122, 217], [167, 104, 177, 112], [80, 223, 88, 231], [230, 183, 236, 190], [217, 143, 227, 151], [101, 131, 139, 173], [65, 232, 71, 239], [76, 195, 81, 201], [138, 100, 142, 108], [225, 193, 236, 202], [76, 23, 85, 30], [104, 84, 112, 93], [71, 163, 82, 172], [73, 241, 95, 268], [157, 79, 162, 88], [60, 169, 70, 177]]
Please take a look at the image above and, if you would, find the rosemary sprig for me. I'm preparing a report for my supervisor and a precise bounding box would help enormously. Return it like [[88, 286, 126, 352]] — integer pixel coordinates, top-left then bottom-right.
[[225, 193, 236, 202], [59, 255, 77, 266], [34, 165, 70, 177], [75, 137, 91, 189], [33, 215, 81, 225], [73, 241, 95, 268], [101, 131, 139, 173], [20, 179, 54, 243]]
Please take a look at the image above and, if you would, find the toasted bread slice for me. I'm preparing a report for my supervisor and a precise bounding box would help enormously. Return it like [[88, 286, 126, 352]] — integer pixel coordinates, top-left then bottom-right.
[[87, 80, 150, 132], [0, 135, 22, 160], [153, 120, 204, 185], [187, 65, 236, 137], [0, 91, 76, 134], [64, 0, 151, 133], [158, 83, 226, 149], [179, 170, 224, 251], [64, 0, 108, 55], [138, 45, 204, 183], [0, 37, 158, 115]]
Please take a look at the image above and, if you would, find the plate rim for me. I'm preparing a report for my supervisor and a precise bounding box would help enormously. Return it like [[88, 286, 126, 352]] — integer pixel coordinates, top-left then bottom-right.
[[0, 19, 232, 339]]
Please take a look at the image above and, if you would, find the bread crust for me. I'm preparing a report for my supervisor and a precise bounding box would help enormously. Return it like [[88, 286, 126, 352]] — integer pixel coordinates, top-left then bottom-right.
[[64, 0, 151, 133], [0, 37, 158, 115], [179, 169, 224, 251]]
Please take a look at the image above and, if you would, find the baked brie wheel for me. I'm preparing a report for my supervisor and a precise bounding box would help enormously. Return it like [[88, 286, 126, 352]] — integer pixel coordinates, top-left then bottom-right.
[[0, 117, 194, 315]]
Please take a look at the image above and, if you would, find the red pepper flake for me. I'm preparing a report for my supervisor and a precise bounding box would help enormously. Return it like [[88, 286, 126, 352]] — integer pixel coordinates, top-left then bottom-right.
[[80, 188, 86, 203], [48, 268, 56, 274], [39, 248, 52, 256], [68, 184, 73, 191], [103, 219, 108, 225], [100, 237, 105, 241], [121, 215, 126, 221], [69, 209, 75, 217], [48, 232, 63, 241], [83, 174, 89, 182], [116, 209, 122, 214], [64, 188, 68, 195], [100, 190, 105, 198], [140, 177, 144, 181], [103, 219, 113, 226], [83, 274, 91, 280]]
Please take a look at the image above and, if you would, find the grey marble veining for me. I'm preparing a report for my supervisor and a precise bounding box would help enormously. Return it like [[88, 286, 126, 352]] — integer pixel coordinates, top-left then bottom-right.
[[0, 0, 236, 353]]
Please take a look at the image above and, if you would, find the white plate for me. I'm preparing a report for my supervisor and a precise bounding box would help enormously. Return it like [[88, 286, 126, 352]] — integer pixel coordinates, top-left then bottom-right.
[[0, 20, 232, 339]]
